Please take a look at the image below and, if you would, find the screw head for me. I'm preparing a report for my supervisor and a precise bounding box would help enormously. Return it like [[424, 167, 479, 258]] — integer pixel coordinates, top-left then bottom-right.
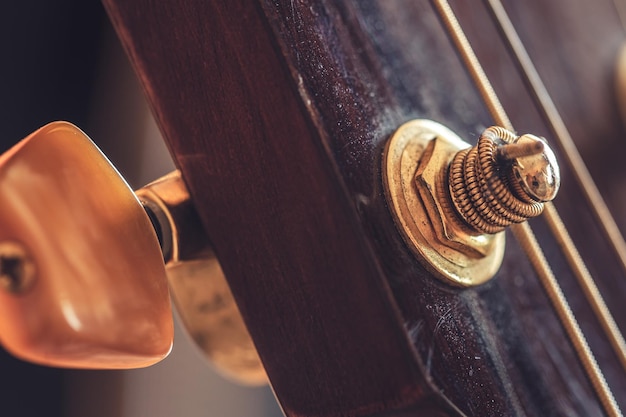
[[511, 134, 560, 202], [0, 241, 36, 294]]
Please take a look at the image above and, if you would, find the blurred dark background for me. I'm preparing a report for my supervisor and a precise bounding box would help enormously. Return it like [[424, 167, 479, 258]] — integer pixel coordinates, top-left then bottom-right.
[[0, 2, 106, 414], [0, 2, 281, 416], [0, 1, 104, 150]]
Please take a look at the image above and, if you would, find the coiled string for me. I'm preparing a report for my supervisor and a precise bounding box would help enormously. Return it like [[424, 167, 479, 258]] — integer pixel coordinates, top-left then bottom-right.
[[448, 126, 543, 234]]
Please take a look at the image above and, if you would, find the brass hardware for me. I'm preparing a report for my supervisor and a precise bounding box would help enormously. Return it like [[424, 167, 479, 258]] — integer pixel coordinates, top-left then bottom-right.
[[0, 241, 35, 294], [136, 171, 268, 386], [448, 126, 559, 235], [383, 120, 560, 286]]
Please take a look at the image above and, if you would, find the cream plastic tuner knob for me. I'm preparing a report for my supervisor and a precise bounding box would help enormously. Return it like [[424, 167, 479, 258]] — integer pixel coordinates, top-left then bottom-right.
[[0, 122, 173, 369]]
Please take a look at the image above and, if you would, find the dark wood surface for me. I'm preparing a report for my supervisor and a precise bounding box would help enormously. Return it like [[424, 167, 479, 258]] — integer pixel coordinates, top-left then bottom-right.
[[104, 0, 626, 416]]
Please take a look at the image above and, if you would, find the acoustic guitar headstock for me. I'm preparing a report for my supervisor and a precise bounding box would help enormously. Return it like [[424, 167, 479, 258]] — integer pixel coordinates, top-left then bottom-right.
[[3, 0, 626, 416]]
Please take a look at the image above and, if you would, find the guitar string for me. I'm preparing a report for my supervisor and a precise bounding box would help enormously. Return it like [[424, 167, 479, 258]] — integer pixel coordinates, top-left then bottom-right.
[[484, 0, 626, 287], [430, 0, 623, 416], [485, 0, 626, 373]]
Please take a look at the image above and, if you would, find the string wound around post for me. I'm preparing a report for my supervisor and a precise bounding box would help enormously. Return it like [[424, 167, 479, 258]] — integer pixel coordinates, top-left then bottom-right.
[[382, 119, 560, 287]]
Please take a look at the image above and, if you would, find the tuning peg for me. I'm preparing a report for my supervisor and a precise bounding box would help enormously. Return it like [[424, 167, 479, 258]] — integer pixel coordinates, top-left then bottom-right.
[[136, 172, 267, 385], [0, 121, 267, 383], [383, 120, 560, 287], [0, 122, 173, 369]]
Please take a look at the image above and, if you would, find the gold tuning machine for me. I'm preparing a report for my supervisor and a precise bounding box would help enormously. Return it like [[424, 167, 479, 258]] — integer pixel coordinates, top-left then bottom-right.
[[383, 119, 560, 287], [0, 122, 266, 384], [136, 172, 267, 385]]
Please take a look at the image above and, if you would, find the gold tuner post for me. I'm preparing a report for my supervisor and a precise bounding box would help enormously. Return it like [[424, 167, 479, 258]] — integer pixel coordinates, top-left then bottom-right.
[[383, 119, 560, 287]]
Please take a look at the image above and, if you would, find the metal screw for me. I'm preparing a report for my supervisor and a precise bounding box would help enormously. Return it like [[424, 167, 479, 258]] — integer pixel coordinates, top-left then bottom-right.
[[0, 241, 36, 294]]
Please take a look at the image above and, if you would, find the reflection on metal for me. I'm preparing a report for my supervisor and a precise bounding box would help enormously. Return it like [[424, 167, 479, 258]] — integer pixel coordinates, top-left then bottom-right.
[[136, 171, 268, 386], [448, 126, 559, 235], [382, 120, 559, 287], [383, 120, 504, 286]]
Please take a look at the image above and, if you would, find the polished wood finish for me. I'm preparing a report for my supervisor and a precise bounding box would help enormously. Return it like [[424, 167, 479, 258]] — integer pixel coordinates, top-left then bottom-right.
[[104, 0, 626, 415]]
